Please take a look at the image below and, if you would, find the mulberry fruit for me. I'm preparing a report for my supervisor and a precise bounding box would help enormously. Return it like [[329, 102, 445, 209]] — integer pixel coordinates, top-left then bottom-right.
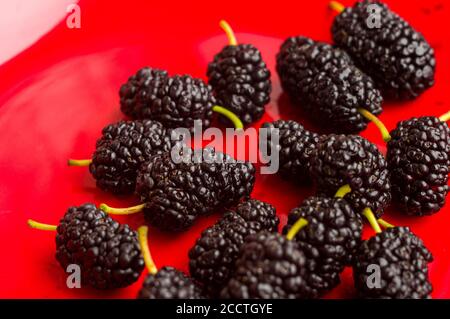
[[309, 134, 391, 218], [353, 226, 433, 298], [189, 200, 278, 296], [120, 67, 168, 118], [282, 196, 363, 295], [135, 148, 255, 231], [138, 267, 203, 299], [220, 231, 315, 299], [261, 120, 320, 182], [207, 21, 271, 125], [28, 204, 145, 289], [276, 36, 383, 133], [70, 120, 176, 195], [387, 116, 450, 216], [331, 0, 435, 100]]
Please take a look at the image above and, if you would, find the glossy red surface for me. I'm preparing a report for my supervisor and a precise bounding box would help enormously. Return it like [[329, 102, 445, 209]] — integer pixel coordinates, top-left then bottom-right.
[[0, 0, 449, 298]]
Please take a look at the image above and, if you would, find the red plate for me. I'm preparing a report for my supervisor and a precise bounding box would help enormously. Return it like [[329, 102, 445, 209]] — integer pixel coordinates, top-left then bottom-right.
[[0, 0, 449, 298]]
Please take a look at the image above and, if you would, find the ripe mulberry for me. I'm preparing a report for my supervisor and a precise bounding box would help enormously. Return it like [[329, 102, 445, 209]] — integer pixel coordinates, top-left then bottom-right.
[[387, 116, 450, 216], [261, 120, 319, 182], [332, 0, 435, 99], [220, 231, 316, 299], [54, 204, 145, 289], [87, 120, 175, 195], [208, 44, 271, 125], [189, 200, 278, 296], [135, 149, 255, 231], [353, 226, 433, 298], [282, 196, 362, 295], [276, 36, 383, 133], [309, 134, 391, 218]]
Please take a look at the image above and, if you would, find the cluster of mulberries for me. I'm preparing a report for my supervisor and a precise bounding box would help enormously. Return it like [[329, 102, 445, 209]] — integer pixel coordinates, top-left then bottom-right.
[[332, 0, 435, 100], [89, 119, 176, 195], [276, 36, 383, 133], [282, 196, 363, 296], [135, 149, 255, 231], [55, 204, 145, 289], [310, 134, 391, 218], [353, 227, 433, 298], [120, 68, 215, 130], [207, 44, 271, 125], [387, 116, 450, 216], [189, 200, 278, 296]]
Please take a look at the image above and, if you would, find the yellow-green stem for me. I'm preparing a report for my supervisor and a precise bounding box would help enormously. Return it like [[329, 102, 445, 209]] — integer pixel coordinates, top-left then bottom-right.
[[362, 208, 382, 233], [335, 184, 352, 198], [28, 219, 57, 231], [67, 159, 92, 167], [138, 226, 158, 275], [378, 218, 395, 229], [219, 20, 237, 46], [212, 105, 243, 130], [329, 1, 345, 13], [358, 108, 391, 142], [286, 218, 308, 240], [99, 203, 145, 215], [439, 111, 450, 122]]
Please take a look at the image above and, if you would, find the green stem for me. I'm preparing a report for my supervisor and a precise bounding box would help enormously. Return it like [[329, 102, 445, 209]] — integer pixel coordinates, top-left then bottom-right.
[[212, 105, 243, 129], [335, 184, 351, 198], [219, 20, 237, 46], [28, 219, 57, 231], [329, 1, 345, 13], [68, 159, 92, 167], [439, 111, 450, 122], [362, 208, 382, 234], [358, 108, 391, 142], [138, 226, 158, 275], [99, 203, 145, 215], [378, 218, 395, 229], [286, 218, 308, 240]]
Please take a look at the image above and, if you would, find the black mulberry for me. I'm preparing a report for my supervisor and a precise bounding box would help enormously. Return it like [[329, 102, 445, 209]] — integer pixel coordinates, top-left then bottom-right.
[[282, 196, 363, 295], [135, 148, 255, 231], [189, 200, 278, 296], [332, 0, 435, 99], [309, 134, 391, 218], [276, 36, 383, 133], [353, 226, 433, 298], [261, 120, 320, 182], [387, 116, 450, 216]]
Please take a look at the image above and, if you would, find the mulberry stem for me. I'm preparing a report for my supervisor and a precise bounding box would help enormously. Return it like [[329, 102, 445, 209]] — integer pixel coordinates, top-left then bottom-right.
[[99, 203, 145, 215], [378, 218, 395, 229], [219, 20, 237, 46], [68, 159, 92, 166], [286, 217, 308, 240], [358, 108, 391, 142], [138, 226, 158, 275], [329, 1, 345, 13], [28, 219, 57, 231], [362, 208, 382, 233], [439, 111, 450, 122], [335, 184, 352, 198], [212, 105, 244, 129]]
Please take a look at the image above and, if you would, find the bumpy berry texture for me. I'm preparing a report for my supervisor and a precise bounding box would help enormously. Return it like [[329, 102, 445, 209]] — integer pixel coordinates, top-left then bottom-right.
[[55, 204, 144, 289], [310, 134, 391, 218], [332, 0, 435, 100], [207, 44, 271, 125], [387, 116, 450, 216], [282, 196, 362, 296], [119, 67, 168, 118], [261, 120, 320, 183], [189, 200, 278, 296], [276, 36, 383, 133], [135, 149, 255, 231], [353, 227, 433, 299], [88, 120, 175, 195], [138, 267, 203, 299], [220, 231, 316, 299]]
